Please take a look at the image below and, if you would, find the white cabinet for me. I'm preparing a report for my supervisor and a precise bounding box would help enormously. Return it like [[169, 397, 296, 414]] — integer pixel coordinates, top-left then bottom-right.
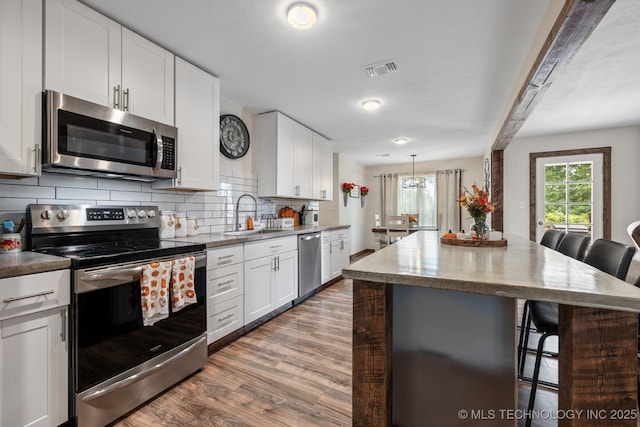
[[0, 270, 70, 427], [153, 58, 220, 191], [244, 237, 298, 324], [45, 0, 174, 124], [206, 245, 244, 344], [312, 133, 333, 201], [0, 0, 42, 177], [257, 112, 316, 199], [321, 229, 350, 284]]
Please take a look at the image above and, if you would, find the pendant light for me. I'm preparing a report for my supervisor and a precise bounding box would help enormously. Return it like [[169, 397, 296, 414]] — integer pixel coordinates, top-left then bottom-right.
[[403, 154, 426, 188]]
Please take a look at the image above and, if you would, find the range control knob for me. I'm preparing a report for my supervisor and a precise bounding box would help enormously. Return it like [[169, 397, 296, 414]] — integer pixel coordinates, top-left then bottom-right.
[[138, 210, 147, 218], [147, 210, 156, 218], [41, 209, 53, 220], [57, 209, 69, 220], [127, 210, 138, 219]]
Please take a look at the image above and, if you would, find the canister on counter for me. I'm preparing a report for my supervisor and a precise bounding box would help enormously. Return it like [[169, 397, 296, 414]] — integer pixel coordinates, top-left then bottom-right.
[[187, 216, 199, 236], [160, 210, 176, 238], [174, 213, 187, 237]]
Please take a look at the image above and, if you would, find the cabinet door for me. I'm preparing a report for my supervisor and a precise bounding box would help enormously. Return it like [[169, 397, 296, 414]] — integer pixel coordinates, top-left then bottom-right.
[[0, 0, 42, 176], [1, 307, 68, 427], [156, 57, 219, 190], [321, 242, 332, 284], [275, 114, 296, 197], [312, 133, 333, 200], [45, 0, 121, 107], [293, 123, 312, 198], [330, 241, 342, 279], [121, 27, 174, 124], [339, 238, 351, 272], [244, 256, 274, 324], [274, 250, 298, 308]]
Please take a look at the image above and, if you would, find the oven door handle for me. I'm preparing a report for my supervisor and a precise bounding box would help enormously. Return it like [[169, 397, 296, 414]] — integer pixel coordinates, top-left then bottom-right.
[[81, 335, 206, 402], [82, 266, 144, 282]]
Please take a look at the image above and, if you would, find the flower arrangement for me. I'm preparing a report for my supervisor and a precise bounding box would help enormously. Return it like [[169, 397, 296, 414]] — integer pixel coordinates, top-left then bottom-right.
[[360, 186, 369, 196], [342, 182, 355, 193], [459, 184, 495, 239]]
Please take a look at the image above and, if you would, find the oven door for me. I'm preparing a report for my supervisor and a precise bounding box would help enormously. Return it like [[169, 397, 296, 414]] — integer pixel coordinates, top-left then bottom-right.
[[73, 252, 206, 394]]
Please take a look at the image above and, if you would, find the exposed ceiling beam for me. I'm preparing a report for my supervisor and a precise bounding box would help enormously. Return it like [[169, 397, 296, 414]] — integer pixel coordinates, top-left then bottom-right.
[[491, 0, 616, 151]]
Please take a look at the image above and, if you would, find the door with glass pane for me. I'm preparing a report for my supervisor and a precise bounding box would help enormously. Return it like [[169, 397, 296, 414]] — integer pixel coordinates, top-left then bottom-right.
[[535, 154, 603, 242]]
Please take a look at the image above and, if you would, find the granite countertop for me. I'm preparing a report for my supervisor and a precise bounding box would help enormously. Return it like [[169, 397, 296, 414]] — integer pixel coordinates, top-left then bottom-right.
[[0, 252, 71, 279], [343, 230, 640, 313], [168, 224, 350, 248]]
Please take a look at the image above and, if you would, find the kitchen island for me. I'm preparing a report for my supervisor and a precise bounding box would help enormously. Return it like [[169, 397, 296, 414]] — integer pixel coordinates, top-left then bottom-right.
[[343, 231, 640, 427]]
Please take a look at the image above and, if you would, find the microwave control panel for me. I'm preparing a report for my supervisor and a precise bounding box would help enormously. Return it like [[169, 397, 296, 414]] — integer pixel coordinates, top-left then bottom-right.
[[161, 137, 176, 171]]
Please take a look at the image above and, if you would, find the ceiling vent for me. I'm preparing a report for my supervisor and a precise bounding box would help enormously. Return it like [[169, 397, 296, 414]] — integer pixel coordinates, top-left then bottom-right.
[[363, 60, 398, 78]]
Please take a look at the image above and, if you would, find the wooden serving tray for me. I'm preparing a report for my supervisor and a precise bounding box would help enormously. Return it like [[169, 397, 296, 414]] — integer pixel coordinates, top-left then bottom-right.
[[440, 237, 508, 247]]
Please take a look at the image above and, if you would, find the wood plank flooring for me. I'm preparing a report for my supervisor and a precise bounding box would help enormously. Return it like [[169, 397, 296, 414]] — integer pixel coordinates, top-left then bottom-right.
[[114, 280, 353, 427]]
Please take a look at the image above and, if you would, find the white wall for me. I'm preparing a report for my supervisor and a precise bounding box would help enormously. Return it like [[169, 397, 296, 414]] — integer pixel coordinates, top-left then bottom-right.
[[504, 125, 640, 244], [364, 156, 485, 249], [333, 153, 368, 255]]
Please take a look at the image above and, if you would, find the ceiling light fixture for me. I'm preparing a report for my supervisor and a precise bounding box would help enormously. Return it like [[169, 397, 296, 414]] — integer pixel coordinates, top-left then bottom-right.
[[394, 138, 408, 145], [287, 3, 317, 29], [361, 99, 381, 111], [403, 154, 426, 189]]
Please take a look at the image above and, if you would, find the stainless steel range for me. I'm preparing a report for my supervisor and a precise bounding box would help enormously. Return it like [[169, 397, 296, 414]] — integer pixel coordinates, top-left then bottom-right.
[[28, 204, 207, 427]]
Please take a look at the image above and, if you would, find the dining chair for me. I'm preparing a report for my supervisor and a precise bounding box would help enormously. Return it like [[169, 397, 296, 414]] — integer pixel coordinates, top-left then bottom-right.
[[386, 214, 410, 244], [517, 229, 565, 379], [524, 238, 636, 427]]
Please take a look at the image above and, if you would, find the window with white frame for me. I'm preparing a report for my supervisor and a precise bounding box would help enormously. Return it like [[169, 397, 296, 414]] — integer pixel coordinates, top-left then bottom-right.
[[397, 173, 437, 228]]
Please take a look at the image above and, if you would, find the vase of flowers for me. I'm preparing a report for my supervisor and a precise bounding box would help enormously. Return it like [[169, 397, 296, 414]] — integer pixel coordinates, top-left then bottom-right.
[[360, 186, 369, 207], [459, 184, 495, 240], [342, 182, 354, 207]]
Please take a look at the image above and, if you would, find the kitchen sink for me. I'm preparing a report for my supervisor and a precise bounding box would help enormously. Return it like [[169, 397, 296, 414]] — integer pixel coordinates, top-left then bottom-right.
[[223, 229, 285, 236]]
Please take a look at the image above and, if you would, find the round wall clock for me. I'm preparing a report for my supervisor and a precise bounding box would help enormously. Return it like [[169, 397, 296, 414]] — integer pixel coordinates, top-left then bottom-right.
[[220, 114, 250, 159]]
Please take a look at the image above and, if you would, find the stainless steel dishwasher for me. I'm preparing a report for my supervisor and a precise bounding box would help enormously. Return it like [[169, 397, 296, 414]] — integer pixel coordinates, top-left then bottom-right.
[[297, 232, 322, 301]]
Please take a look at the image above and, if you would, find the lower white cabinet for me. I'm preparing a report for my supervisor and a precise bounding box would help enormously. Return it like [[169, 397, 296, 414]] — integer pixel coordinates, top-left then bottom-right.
[[321, 229, 350, 284], [206, 245, 244, 344], [244, 237, 298, 324], [0, 269, 70, 427]]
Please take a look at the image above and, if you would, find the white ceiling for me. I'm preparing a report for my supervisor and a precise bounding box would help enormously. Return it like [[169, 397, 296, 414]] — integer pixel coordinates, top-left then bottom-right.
[[80, 0, 640, 166]]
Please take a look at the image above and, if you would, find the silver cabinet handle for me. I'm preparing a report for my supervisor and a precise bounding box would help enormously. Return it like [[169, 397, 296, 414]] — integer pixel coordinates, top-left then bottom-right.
[[269, 245, 282, 249], [123, 88, 130, 111], [113, 85, 120, 109], [178, 167, 182, 186], [4, 290, 54, 303], [295, 185, 300, 196], [322, 189, 326, 199], [32, 144, 40, 174], [82, 336, 206, 402], [61, 307, 67, 342], [276, 255, 280, 271], [341, 240, 344, 250]]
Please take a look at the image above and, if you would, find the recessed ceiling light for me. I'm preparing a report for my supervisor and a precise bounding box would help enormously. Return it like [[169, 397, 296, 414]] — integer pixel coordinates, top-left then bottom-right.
[[287, 3, 317, 29], [394, 138, 408, 145], [361, 99, 381, 111]]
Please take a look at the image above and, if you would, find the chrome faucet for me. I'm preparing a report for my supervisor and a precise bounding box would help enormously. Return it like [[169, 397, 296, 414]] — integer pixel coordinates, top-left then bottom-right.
[[235, 194, 257, 231]]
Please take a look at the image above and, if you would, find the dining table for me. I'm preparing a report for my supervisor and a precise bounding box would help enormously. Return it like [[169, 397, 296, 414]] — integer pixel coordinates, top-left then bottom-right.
[[343, 231, 640, 426]]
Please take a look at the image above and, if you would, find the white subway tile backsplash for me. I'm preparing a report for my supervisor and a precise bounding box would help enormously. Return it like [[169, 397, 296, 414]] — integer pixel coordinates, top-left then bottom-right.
[[0, 184, 55, 199], [151, 192, 186, 203], [0, 198, 37, 211], [37, 199, 97, 205], [39, 174, 98, 189], [0, 177, 38, 186], [56, 187, 110, 200], [110, 191, 152, 202], [98, 179, 142, 192], [96, 200, 142, 207]]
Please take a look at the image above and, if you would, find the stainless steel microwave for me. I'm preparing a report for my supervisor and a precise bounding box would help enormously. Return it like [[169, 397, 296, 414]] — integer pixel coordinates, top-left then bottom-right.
[[43, 90, 177, 180]]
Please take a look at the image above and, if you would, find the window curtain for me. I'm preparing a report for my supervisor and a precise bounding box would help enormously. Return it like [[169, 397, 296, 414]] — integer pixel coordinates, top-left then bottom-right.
[[379, 173, 398, 226], [436, 169, 461, 231]]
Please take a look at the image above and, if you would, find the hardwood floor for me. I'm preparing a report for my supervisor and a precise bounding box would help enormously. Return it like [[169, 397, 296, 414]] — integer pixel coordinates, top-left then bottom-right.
[[114, 280, 353, 427]]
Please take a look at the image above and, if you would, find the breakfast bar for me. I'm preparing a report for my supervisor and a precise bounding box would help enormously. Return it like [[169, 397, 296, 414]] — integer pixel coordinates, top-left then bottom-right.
[[343, 231, 640, 426]]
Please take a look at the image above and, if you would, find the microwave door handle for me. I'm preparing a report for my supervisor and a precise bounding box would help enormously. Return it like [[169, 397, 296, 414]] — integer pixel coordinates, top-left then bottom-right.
[[152, 127, 163, 175]]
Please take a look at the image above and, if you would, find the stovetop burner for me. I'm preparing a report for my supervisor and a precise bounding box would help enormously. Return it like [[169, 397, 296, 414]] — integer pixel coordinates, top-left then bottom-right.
[[28, 204, 205, 268]]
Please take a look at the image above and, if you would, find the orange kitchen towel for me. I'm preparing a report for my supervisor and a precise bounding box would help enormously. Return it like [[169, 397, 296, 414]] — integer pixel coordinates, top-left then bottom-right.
[[140, 261, 172, 326], [171, 256, 196, 312]]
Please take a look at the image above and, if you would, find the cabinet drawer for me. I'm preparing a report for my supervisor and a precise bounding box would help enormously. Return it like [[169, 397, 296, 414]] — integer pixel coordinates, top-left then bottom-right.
[[0, 270, 70, 321], [331, 229, 349, 241], [207, 263, 243, 305], [244, 236, 297, 260], [207, 244, 244, 268], [207, 295, 243, 344]]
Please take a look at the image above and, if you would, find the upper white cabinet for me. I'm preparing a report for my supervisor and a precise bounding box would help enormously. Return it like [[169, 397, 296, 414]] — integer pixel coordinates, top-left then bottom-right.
[[153, 58, 220, 191], [0, 0, 42, 177], [45, 0, 174, 125], [312, 133, 333, 201], [257, 112, 319, 199]]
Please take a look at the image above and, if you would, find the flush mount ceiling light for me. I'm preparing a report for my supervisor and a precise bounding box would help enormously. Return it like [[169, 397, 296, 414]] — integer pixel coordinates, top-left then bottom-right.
[[287, 3, 317, 29], [394, 138, 408, 145], [361, 99, 381, 111]]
